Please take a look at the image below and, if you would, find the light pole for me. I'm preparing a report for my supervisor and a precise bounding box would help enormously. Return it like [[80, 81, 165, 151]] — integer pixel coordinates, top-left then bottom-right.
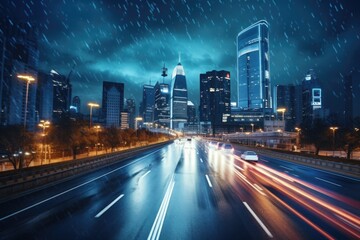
[[135, 117, 143, 130], [38, 120, 50, 164], [250, 123, 254, 133], [330, 127, 338, 157], [295, 127, 301, 150], [17, 75, 35, 129], [94, 125, 101, 155], [88, 102, 99, 128]]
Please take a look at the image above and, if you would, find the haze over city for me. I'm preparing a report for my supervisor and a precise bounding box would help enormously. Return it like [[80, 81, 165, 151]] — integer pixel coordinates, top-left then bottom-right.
[[1, 0, 360, 115]]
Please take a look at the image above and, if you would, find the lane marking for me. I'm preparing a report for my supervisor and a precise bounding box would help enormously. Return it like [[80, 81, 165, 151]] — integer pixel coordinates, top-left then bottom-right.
[[95, 194, 124, 218], [205, 174, 213, 188], [280, 165, 293, 171], [0, 149, 162, 221], [262, 156, 360, 182], [315, 177, 342, 187], [148, 176, 175, 240], [139, 170, 151, 181], [243, 202, 273, 238]]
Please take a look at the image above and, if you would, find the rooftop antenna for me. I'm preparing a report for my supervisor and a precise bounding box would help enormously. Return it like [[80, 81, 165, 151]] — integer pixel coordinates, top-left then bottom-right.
[[161, 63, 168, 83]]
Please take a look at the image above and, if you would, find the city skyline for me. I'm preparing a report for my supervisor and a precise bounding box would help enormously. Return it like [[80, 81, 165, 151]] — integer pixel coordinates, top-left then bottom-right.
[[1, 0, 360, 116]]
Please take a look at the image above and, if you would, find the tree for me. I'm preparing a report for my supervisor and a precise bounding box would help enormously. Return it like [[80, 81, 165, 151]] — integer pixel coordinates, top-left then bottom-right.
[[301, 119, 330, 155], [103, 126, 121, 152], [339, 128, 360, 160], [49, 117, 89, 160], [0, 125, 35, 169]]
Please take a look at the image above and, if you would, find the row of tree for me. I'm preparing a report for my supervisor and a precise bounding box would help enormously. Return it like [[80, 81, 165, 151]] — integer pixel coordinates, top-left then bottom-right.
[[300, 118, 360, 159], [0, 116, 171, 170]]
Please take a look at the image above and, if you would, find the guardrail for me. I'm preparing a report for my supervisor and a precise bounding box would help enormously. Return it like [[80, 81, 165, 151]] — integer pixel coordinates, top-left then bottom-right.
[[236, 145, 360, 177], [0, 141, 172, 201]]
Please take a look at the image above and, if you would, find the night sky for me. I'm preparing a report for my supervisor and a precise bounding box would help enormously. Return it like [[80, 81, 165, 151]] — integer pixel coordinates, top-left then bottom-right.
[[1, 0, 360, 116]]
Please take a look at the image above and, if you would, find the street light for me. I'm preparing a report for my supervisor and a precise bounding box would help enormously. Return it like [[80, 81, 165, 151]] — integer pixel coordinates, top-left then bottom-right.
[[277, 108, 286, 121], [38, 120, 50, 164], [250, 123, 254, 133], [330, 126, 338, 157], [88, 102, 100, 128], [94, 125, 101, 155], [17, 74, 35, 129], [135, 117, 143, 130], [295, 127, 301, 149]]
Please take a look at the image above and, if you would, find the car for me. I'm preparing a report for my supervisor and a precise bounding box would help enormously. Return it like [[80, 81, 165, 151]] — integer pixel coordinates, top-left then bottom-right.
[[240, 151, 259, 161], [216, 142, 225, 150], [221, 143, 234, 153], [208, 141, 218, 148]]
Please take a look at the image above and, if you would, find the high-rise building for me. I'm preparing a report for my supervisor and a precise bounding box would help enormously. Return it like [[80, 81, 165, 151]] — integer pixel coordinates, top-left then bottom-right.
[[274, 84, 297, 131], [199, 70, 231, 131], [0, 21, 39, 130], [125, 98, 136, 129], [37, 71, 53, 121], [120, 111, 129, 129], [154, 81, 170, 127], [102, 81, 124, 128], [142, 84, 155, 124], [72, 96, 81, 114], [187, 101, 196, 124], [51, 69, 72, 122], [301, 69, 322, 126], [237, 20, 271, 110], [344, 73, 353, 128], [170, 60, 188, 130]]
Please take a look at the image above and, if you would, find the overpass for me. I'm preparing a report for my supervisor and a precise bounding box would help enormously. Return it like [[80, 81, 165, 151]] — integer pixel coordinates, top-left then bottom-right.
[[222, 131, 298, 150]]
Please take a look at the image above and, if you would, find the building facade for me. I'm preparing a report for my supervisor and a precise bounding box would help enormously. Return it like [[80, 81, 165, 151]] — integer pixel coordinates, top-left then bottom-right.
[[37, 71, 53, 121], [274, 84, 297, 131], [0, 20, 39, 130], [237, 20, 271, 110], [51, 69, 72, 122], [142, 84, 155, 124], [344, 73, 353, 128], [154, 81, 170, 127], [199, 70, 231, 131], [170, 61, 188, 130], [102, 81, 124, 128], [125, 98, 136, 129], [301, 69, 322, 127]]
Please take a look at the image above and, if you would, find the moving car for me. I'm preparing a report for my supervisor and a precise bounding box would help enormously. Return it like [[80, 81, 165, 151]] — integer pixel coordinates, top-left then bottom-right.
[[221, 143, 234, 153], [240, 151, 259, 162], [216, 142, 224, 150], [208, 141, 218, 149]]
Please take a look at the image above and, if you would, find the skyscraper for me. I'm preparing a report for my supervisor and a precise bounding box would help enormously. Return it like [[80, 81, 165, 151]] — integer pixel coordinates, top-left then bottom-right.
[[1, 20, 39, 130], [301, 69, 322, 126], [237, 20, 271, 110], [102, 81, 124, 128], [125, 98, 136, 129], [199, 70, 231, 133], [142, 84, 155, 124], [51, 69, 72, 122], [170, 60, 188, 130], [37, 71, 53, 121], [154, 81, 170, 127], [274, 84, 297, 131], [72, 96, 81, 114]]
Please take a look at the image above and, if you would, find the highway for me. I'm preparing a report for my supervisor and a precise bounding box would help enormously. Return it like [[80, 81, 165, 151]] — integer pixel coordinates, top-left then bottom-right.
[[0, 138, 359, 239]]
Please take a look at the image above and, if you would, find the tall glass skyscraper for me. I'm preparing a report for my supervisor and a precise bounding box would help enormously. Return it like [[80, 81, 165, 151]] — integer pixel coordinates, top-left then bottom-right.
[[237, 20, 271, 110], [170, 61, 188, 130]]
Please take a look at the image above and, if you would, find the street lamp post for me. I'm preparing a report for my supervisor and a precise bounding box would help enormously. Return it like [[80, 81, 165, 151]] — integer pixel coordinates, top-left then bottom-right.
[[295, 127, 301, 150], [330, 127, 338, 157], [135, 117, 143, 130], [17, 75, 35, 129], [88, 102, 100, 128], [94, 125, 101, 155], [38, 120, 50, 164], [250, 123, 254, 133]]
